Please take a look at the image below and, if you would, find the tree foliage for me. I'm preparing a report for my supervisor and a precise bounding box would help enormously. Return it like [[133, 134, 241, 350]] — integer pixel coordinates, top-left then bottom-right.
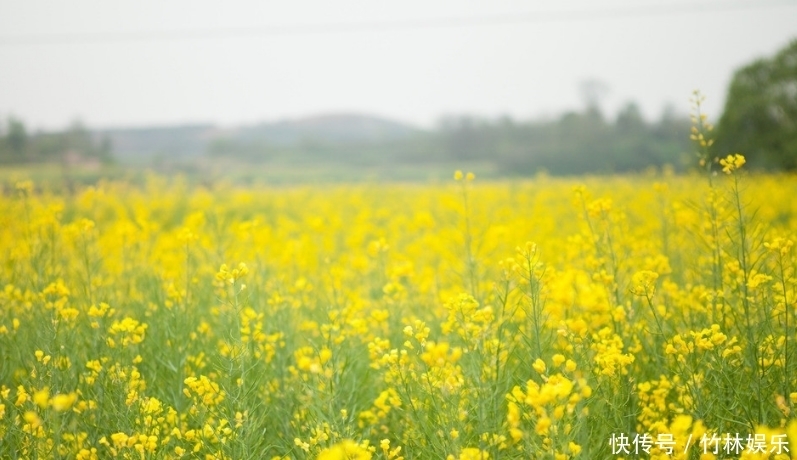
[[716, 39, 797, 170], [435, 105, 691, 175], [0, 117, 113, 165]]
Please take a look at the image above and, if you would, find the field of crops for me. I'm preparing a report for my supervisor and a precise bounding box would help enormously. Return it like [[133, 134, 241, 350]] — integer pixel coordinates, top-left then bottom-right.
[[1, 153, 797, 459]]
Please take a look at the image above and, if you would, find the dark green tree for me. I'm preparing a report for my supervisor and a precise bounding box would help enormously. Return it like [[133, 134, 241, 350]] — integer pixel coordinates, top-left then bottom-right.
[[716, 39, 797, 170], [6, 117, 28, 156], [616, 102, 646, 135]]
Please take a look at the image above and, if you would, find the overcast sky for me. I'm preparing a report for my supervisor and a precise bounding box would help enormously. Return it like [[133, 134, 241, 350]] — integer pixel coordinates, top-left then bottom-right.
[[1, 0, 796, 131]]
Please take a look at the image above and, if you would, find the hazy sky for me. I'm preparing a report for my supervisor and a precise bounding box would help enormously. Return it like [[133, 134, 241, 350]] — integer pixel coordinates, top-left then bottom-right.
[[1, 0, 796, 130]]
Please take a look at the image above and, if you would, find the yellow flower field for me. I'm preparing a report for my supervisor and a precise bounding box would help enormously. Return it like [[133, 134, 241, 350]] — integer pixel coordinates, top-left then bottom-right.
[[1, 159, 797, 459], [0, 96, 794, 460]]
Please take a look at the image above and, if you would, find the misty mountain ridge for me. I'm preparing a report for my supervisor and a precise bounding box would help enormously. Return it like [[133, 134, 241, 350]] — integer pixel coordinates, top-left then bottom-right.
[[236, 113, 420, 145], [96, 113, 420, 160]]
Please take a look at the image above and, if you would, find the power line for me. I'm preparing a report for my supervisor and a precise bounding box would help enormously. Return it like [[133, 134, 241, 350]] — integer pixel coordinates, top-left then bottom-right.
[[1, 0, 795, 47]]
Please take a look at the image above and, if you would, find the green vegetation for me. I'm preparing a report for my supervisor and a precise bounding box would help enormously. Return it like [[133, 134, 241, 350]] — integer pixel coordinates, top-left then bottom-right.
[[716, 39, 797, 170], [0, 118, 112, 167]]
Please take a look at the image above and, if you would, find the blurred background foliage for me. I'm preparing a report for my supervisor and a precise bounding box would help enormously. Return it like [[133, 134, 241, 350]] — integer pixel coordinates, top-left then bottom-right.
[[716, 39, 797, 170]]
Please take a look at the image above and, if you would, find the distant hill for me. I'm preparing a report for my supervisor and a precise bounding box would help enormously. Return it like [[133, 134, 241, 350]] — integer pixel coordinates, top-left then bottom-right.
[[235, 113, 420, 145], [94, 114, 420, 163]]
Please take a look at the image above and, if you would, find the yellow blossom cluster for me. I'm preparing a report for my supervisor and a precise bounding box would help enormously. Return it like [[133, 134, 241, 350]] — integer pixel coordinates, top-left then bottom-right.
[[720, 153, 747, 174]]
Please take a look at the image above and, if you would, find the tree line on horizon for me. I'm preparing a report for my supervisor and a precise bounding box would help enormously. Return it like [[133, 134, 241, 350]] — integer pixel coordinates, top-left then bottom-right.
[[0, 119, 112, 167], [427, 103, 692, 175], [0, 103, 707, 176]]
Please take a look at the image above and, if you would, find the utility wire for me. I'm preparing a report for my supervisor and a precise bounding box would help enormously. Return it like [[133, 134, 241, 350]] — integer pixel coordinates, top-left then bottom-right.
[[1, 0, 795, 47]]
